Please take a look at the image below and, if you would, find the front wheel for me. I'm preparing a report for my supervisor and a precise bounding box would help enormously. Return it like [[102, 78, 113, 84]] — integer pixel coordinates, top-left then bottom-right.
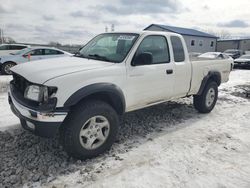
[[193, 81, 218, 113], [1, 62, 16, 75], [60, 100, 119, 159]]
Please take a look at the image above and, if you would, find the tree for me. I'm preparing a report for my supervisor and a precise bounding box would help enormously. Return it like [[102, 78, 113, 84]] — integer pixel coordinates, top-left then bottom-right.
[[0, 37, 16, 44], [216, 30, 232, 39], [48, 41, 62, 46], [203, 29, 232, 39]]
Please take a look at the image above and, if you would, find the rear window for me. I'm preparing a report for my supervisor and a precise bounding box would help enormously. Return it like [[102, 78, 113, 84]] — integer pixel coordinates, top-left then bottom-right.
[[170, 36, 185, 62]]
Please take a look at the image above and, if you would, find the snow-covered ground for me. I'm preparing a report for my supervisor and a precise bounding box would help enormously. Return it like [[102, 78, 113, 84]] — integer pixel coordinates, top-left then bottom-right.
[[0, 70, 250, 188]]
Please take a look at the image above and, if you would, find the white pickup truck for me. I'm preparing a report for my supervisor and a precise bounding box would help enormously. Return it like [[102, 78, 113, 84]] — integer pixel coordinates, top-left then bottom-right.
[[8, 31, 233, 159]]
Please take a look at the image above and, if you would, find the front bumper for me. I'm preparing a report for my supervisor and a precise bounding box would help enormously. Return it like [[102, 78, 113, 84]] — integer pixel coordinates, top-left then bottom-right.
[[8, 91, 68, 138]]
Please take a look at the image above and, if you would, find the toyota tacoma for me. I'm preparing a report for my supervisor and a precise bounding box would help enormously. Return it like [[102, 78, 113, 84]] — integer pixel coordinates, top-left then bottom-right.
[[8, 31, 233, 159]]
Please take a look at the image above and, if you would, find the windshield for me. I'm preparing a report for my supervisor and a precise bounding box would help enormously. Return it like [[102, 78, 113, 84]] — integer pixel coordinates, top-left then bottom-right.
[[78, 33, 139, 63]]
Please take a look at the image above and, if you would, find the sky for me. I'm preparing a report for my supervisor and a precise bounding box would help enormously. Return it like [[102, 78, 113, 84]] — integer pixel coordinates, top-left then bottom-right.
[[0, 0, 250, 45]]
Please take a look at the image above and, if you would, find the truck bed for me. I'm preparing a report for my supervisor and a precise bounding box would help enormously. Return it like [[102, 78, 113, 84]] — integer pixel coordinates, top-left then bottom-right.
[[188, 57, 233, 95]]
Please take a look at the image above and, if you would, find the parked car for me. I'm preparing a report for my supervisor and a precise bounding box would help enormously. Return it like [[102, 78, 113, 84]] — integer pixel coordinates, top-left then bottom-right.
[[0, 47, 73, 74], [234, 55, 250, 68], [198, 52, 230, 59], [0, 44, 29, 56], [223, 49, 244, 59], [189, 52, 201, 59], [8, 31, 233, 159]]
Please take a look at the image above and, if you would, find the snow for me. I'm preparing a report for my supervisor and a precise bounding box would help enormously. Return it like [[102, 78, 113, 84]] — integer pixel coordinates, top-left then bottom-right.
[[0, 75, 19, 131], [0, 70, 250, 188]]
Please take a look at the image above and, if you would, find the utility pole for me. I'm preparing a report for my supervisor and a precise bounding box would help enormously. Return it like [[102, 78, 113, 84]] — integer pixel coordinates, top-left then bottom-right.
[[105, 26, 108, 32], [0, 28, 4, 44], [0, 28, 2, 44], [111, 24, 115, 32]]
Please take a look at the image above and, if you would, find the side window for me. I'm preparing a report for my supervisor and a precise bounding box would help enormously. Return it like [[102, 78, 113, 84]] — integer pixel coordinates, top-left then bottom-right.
[[44, 49, 64, 55], [9, 45, 17, 50], [0, 45, 9, 50], [199, 40, 203, 47], [191, 40, 195, 46], [16, 45, 27, 50], [9, 45, 26, 50], [171, 36, 185, 62], [210, 41, 214, 47], [135, 35, 170, 65], [28, 49, 43, 56]]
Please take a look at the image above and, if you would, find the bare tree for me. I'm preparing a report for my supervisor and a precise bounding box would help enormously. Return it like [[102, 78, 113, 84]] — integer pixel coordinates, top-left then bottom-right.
[[216, 30, 232, 39], [48, 41, 62, 46], [203, 29, 232, 39], [0, 36, 16, 44]]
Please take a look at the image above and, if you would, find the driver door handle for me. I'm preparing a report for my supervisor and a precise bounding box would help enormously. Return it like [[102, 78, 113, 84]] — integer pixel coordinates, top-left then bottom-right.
[[166, 69, 173, 74]]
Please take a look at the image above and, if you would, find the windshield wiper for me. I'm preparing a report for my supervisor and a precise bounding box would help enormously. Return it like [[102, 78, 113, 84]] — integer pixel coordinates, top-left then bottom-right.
[[74, 53, 87, 58], [88, 54, 112, 62]]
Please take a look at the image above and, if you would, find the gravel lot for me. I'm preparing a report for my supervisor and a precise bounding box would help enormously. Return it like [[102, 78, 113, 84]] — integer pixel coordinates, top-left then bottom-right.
[[0, 98, 195, 187], [0, 69, 249, 188]]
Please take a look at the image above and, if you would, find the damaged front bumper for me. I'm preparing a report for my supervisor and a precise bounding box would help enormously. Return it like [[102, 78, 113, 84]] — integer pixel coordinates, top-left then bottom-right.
[[8, 91, 68, 138]]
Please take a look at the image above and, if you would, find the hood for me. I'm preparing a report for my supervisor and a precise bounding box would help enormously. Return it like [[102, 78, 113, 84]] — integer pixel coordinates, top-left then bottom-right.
[[11, 56, 115, 84]]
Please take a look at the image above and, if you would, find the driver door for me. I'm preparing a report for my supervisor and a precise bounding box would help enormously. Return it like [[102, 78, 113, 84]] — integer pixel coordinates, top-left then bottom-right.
[[126, 35, 174, 111]]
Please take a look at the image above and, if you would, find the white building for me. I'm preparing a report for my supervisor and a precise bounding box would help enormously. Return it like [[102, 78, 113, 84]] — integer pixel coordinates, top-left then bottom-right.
[[216, 38, 250, 52], [144, 24, 218, 53]]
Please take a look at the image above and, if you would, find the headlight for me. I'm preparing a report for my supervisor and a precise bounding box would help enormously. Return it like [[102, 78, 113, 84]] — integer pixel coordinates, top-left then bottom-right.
[[24, 85, 57, 102]]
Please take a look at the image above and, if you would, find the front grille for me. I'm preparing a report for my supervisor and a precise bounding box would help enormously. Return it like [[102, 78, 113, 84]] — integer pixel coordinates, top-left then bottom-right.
[[12, 73, 30, 95]]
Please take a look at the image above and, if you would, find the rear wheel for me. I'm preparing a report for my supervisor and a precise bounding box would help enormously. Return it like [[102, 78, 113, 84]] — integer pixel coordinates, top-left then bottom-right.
[[1, 62, 16, 75], [60, 100, 119, 159], [193, 81, 218, 113]]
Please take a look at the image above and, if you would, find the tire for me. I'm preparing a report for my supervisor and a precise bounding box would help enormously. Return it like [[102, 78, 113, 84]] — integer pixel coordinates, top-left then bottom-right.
[[1, 62, 16, 75], [60, 100, 119, 159], [193, 81, 218, 113]]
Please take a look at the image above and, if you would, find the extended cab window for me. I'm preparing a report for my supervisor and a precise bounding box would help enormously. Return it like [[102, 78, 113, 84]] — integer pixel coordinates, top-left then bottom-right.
[[135, 35, 170, 65], [171, 36, 185, 62]]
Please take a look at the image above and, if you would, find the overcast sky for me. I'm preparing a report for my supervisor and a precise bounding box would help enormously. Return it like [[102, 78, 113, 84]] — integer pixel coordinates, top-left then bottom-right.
[[0, 0, 250, 44]]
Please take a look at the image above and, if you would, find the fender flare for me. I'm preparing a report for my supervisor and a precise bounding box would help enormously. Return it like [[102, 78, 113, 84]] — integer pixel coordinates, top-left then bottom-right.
[[197, 71, 221, 95], [64, 83, 126, 114]]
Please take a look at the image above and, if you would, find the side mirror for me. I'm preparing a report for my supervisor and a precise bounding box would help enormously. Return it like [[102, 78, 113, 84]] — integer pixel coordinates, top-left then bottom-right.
[[132, 52, 153, 66], [22, 54, 28, 58]]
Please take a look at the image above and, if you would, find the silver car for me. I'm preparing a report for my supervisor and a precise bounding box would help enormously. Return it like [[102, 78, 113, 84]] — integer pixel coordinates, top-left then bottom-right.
[[0, 47, 73, 74], [234, 55, 250, 68], [0, 44, 30, 56]]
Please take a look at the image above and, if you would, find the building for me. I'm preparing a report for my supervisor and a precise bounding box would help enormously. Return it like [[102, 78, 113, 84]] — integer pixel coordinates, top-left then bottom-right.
[[216, 38, 250, 52], [144, 24, 218, 53]]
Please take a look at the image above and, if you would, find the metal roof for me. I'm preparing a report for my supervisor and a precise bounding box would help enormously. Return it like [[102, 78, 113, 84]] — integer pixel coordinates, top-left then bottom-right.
[[144, 24, 218, 39]]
